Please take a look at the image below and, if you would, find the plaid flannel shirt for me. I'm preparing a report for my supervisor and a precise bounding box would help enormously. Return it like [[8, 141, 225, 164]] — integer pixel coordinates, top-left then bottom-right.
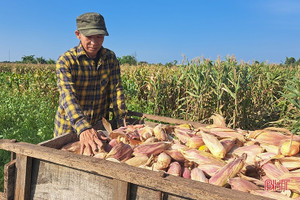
[[54, 44, 127, 136]]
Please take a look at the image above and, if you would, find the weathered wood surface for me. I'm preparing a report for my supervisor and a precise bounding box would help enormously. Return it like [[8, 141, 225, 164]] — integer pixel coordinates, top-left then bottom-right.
[[4, 160, 16, 200], [30, 159, 113, 200], [0, 139, 271, 200], [127, 110, 207, 128], [14, 154, 32, 200]]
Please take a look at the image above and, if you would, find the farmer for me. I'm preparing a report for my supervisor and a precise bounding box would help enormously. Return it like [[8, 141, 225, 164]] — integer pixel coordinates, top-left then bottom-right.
[[54, 12, 127, 156]]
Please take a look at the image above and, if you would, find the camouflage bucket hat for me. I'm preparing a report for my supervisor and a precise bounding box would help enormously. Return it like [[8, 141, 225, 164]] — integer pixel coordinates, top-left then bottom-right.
[[76, 12, 109, 36]]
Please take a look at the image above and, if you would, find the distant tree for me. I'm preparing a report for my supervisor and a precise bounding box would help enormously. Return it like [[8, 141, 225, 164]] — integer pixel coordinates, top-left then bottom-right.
[[47, 58, 56, 64], [118, 55, 137, 65], [165, 60, 178, 67], [36, 56, 47, 64], [285, 57, 296, 65], [138, 61, 148, 66], [21, 55, 37, 64]]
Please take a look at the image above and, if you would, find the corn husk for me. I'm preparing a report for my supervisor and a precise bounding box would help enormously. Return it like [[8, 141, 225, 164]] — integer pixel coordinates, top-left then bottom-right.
[[186, 136, 204, 149], [191, 168, 208, 183], [182, 167, 191, 179], [106, 141, 133, 162], [153, 124, 168, 141], [133, 142, 171, 156], [197, 164, 222, 177], [174, 128, 192, 144], [228, 177, 260, 192], [250, 190, 293, 200], [201, 132, 226, 159], [280, 172, 300, 193], [180, 149, 226, 167], [280, 140, 300, 156], [220, 138, 237, 153], [209, 153, 246, 186], [138, 126, 154, 141], [125, 155, 149, 167], [167, 162, 182, 176], [153, 152, 172, 170], [231, 145, 263, 165]]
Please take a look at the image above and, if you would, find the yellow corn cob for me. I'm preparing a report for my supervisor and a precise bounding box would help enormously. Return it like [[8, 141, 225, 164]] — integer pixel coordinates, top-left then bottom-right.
[[186, 135, 204, 149], [280, 140, 300, 156], [209, 153, 246, 186], [201, 132, 226, 159]]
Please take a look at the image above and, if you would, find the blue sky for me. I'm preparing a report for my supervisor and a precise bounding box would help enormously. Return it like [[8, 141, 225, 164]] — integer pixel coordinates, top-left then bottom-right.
[[0, 0, 300, 64]]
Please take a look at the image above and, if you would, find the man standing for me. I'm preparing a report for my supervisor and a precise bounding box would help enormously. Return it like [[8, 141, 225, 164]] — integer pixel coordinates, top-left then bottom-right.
[[54, 12, 127, 156]]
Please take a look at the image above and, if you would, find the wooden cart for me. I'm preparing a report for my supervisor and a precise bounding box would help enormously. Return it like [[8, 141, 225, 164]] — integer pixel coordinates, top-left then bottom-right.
[[0, 111, 271, 200]]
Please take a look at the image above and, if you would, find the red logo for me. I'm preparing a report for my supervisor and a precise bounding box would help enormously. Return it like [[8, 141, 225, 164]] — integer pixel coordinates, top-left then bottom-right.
[[264, 179, 289, 191]]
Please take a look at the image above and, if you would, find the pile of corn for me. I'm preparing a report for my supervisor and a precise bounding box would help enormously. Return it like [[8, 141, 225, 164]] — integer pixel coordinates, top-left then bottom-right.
[[61, 115, 300, 200]]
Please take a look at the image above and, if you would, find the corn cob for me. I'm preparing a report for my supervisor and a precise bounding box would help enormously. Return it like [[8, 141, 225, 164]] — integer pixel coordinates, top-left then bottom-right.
[[278, 157, 300, 170], [280, 140, 300, 156], [191, 168, 208, 183], [105, 141, 133, 162], [228, 177, 260, 192], [153, 152, 172, 170], [209, 153, 246, 186], [197, 164, 222, 177], [167, 162, 182, 176], [133, 142, 171, 157], [182, 167, 191, 179], [231, 145, 263, 165], [180, 149, 226, 167], [174, 128, 192, 144], [201, 132, 226, 159], [186, 135, 204, 149], [125, 155, 149, 167], [153, 124, 168, 141], [220, 138, 237, 153], [138, 126, 154, 141], [280, 172, 300, 193]]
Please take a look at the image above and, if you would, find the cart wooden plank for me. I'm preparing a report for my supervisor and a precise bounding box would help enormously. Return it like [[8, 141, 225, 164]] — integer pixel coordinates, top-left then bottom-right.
[[14, 154, 32, 200], [0, 139, 271, 200], [4, 160, 15, 200]]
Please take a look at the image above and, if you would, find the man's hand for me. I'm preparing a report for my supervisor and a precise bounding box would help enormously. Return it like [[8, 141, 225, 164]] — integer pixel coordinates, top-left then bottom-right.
[[79, 128, 103, 156]]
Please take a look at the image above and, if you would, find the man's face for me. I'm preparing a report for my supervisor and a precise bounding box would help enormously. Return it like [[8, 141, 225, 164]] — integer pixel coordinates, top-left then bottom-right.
[[75, 30, 104, 58]]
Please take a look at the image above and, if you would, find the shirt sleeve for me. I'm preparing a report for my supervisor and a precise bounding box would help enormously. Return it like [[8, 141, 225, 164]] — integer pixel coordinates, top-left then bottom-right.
[[109, 52, 127, 126], [56, 55, 92, 135]]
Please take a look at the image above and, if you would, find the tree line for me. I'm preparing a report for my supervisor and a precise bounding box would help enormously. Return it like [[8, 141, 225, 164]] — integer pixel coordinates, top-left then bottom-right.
[[1, 55, 300, 67]]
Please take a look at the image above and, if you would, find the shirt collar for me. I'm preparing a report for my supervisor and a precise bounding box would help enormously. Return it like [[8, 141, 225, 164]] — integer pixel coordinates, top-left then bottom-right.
[[76, 43, 107, 60]]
